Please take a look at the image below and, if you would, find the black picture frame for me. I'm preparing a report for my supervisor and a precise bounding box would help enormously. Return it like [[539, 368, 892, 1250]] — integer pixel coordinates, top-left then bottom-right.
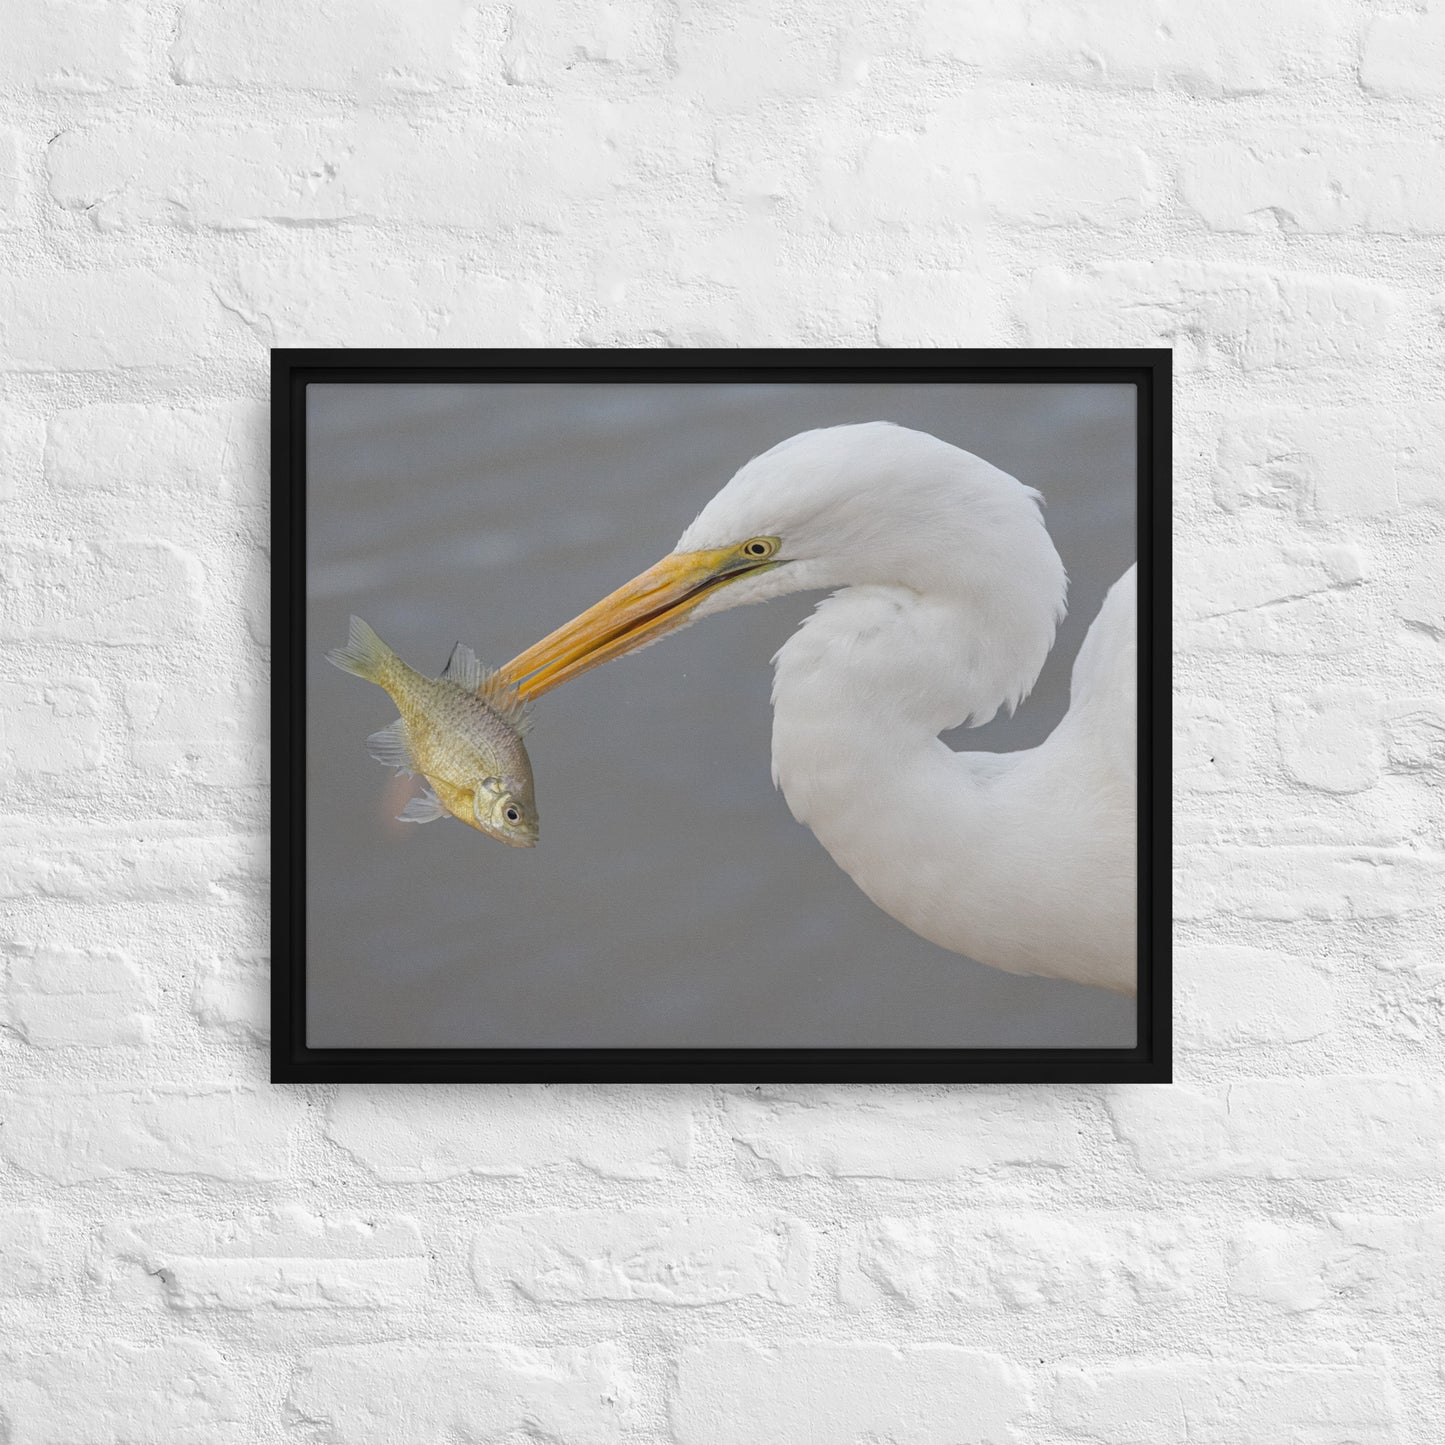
[[271, 348, 1171, 1084]]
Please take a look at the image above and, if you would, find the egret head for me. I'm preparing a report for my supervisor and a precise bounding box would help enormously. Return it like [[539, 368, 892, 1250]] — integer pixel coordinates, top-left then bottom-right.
[[499, 422, 1064, 700]]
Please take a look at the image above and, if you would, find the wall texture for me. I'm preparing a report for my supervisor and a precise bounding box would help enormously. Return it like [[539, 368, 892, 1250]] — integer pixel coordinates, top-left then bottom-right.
[[2, 0, 1443, 1440]]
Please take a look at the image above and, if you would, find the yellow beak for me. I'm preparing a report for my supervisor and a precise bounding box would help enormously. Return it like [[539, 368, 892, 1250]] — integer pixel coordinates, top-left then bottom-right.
[[498, 544, 776, 701]]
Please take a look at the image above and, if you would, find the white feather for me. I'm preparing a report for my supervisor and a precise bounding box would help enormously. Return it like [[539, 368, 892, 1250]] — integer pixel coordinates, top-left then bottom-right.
[[681, 423, 1136, 995]]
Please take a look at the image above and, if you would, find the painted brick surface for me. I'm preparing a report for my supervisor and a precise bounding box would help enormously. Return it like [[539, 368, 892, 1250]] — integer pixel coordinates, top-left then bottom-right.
[[1, 1084, 298, 1183], [0, 1341, 245, 1444], [1053, 1359, 1403, 1444], [287, 1343, 639, 1444], [840, 1212, 1202, 1314], [2, 944, 150, 1046], [1229, 1213, 1445, 1316], [327, 1084, 694, 1179], [472, 1210, 810, 1306], [2, 0, 1442, 1438], [0, 1, 146, 91], [94, 1207, 428, 1311], [673, 1341, 1031, 1444], [725, 1085, 1084, 1177], [1108, 1078, 1445, 1179]]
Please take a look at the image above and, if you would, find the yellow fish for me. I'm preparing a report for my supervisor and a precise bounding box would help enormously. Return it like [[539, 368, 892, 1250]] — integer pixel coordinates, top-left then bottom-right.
[[326, 616, 538, 848]]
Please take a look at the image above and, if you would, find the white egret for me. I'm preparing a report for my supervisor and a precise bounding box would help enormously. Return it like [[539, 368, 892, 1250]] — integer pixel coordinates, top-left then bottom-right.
[[500, 422, 1136, 995]]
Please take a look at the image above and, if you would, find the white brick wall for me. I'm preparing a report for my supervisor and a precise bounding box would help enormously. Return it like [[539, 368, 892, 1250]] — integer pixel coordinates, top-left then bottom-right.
[[1, 0, 1442, 1439]]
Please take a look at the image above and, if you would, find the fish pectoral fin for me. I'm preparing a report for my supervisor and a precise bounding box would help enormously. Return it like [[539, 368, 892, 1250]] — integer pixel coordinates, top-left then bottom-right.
[[366, 718, 415, 774], [440, 641, 485, 692], [397, 787, 448, 824]]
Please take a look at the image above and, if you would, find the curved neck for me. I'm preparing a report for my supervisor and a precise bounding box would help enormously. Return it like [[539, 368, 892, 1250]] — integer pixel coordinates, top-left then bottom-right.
[[768, 584, 1081, 979]]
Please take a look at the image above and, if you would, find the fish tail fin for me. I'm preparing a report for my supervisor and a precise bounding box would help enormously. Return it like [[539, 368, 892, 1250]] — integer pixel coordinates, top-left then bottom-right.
[[326, 615, 393, 684]]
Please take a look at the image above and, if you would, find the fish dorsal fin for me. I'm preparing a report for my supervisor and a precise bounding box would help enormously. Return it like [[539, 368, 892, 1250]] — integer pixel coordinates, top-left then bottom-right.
[[441, 640, 533, 735], [480, 672, 532, 736], [366, 718, 414, 774], [440, 641, 485, 693], [397, 786, 447, 824]]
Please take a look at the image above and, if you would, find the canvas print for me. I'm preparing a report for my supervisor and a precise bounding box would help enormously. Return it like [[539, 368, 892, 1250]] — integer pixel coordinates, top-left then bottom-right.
[[278, 351, 1168, 1081]]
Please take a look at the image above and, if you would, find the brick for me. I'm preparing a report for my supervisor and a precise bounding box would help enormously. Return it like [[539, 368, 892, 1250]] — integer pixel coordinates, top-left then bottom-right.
[[673, 1342, 1030, 1445], [1108, 1078, 1445, 1180], [1275, 687, 1382, 794], [1175, 696, 1250, 793], [0, 822, 263, 902], [326, 1085, 692, 1180], [712, 115, 820, 204], [840, 1212, 1200, 1314], [1179, 589, 1377, 654], [472, 1210, 809, 1306], [915, 0, 1342, 96], [724, 1086, 1081, 1178], [96, 1206, 427, 1310], [0, 539, 206, 643], [3, 944, 150, 1046], [124, 678, 267, 787], [1176, 538, 1369, 655], [1, 1083, 296, 1183], [578, 267, 874, 349], [1214, 405, 1445, 518], [172, 0, 479, 90], [1022, 261, 1399, 373], [45, 401, 267, 503], [191, 951, 268, 1042], [1190, 523, 1369, 635], [288, 1343, 638, 1444], [1182, 133, 1445, 234], [1208, 534, 1375, 618], [220, 254, 560, 348], [347, 114, 621, 231], [0, 1209, 52, 1296], [875, 270, 1011, 347], [1177, 945, 1336, 1050], [0, 408, 44, 501], [818, 116, 1151, 233], [502, 0, 671, 81], [1371, 951, 1445, 1044], [0, 269, 238, 370], [1383, 698, 1445, 774], [0, 677, 106, 775], [1230, 1213, 1445, 1315], [1362, 1, 1445, 100], [972, 136, 1153, 228], [1399, 539, 1445, 638], [0, 1, 144, 90], [48, 122, 351, 231], [0, 131, 21, 227], [672, 0, 848, 100], [1176, 846, 1445, 921], [1053, 1358, 1401, 1444], [0, 1341, 243, 1444]]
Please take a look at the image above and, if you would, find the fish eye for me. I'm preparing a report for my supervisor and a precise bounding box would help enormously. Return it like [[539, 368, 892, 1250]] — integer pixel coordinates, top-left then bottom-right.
[[504, 805, 522, 823], [742, 536, 778, 559]]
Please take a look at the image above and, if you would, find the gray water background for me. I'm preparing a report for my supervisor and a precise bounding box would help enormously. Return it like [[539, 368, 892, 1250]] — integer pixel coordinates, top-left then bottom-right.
[[307, 381, 1137, 1048]]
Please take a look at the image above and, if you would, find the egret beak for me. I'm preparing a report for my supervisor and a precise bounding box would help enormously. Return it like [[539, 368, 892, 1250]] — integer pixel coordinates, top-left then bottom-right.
[[498, 544, 777, 700]]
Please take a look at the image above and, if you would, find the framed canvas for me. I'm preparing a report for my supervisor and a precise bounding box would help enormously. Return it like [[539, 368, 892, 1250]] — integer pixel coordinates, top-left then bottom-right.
[[272, 349, 1170, 1083]]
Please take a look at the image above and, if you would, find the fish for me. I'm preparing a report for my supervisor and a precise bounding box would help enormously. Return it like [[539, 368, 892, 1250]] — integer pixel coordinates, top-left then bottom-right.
[[325, 615, 538, 848]]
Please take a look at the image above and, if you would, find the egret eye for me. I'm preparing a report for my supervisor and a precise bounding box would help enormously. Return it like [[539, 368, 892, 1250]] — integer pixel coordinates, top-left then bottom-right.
[[504, 805, 522, 823], [742, 537, 778, 559]]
